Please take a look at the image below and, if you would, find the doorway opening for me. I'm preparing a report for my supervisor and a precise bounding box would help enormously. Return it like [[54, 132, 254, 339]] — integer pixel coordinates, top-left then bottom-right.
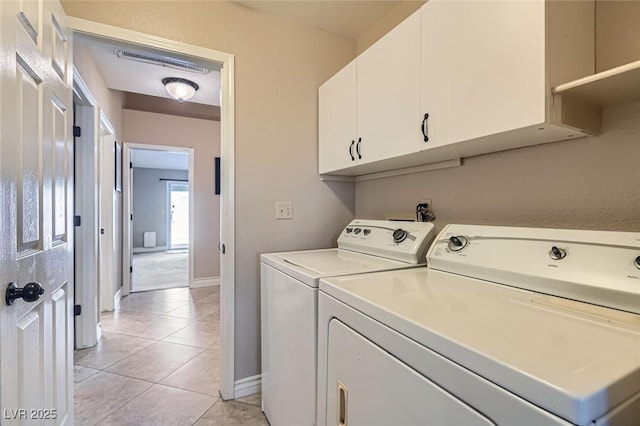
[[129, 148, 192, 293], [70, 18, 236, 399], [168, 181, 189, 250]]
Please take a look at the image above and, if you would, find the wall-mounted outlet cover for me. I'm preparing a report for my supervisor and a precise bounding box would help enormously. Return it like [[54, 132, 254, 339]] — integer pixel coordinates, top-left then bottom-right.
[[276, 201, 293, 219], [419, 198, 432, 209]]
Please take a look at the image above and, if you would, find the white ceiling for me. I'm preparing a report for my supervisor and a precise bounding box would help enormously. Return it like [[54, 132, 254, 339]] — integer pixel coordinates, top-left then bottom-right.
[[75, 34, 221, 106], [75, 2, 403, 108], [234, 1, 402, 39], [132, 149, 189, 171]]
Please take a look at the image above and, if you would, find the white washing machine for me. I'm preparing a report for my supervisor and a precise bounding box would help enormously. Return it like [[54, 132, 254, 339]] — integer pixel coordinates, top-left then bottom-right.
[[317, 224, 640, 426], [260, 219, 436, 426]]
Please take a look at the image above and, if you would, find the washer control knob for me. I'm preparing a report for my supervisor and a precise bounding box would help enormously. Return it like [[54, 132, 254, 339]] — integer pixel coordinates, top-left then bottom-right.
[[363, 229, 371, 236], [354, 228, 362, 235], [549, 246, 567, 260], [447, 236, 468, 252], [635, 256, 640, 270], [393, 229, 408, 243], [345, 227, 353, 234]]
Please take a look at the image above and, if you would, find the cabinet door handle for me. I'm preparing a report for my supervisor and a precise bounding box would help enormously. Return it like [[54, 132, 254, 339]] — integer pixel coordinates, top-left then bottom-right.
[[337, 380, 348, 426], [355, 137, 362, 159], [349, 140, 355, 161], [421, 113, 429, 142]]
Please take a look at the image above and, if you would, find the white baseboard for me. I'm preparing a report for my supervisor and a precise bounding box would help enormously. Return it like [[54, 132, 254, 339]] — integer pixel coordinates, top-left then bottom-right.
[[133, 246, 168, 254], [191, 276, 220, 288], [113, 288, 122, 309], [234, 374, 261, 399]]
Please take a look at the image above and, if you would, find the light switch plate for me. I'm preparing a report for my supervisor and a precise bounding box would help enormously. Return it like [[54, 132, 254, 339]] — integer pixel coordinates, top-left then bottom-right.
[[276, 201, 293, 219]]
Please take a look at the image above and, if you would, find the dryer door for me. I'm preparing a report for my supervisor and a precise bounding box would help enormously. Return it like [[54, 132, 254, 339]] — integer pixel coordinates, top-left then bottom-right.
[[326, 319, 494, 426]]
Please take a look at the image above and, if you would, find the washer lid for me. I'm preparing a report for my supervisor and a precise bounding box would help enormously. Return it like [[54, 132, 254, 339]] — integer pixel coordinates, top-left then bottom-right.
[[320, 268, 640, 425], [261, 249, 419, 288]]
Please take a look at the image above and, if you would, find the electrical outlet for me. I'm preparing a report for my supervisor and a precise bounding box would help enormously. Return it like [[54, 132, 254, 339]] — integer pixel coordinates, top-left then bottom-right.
[[275, 201, 293, 219], [417, 198, 435, 222]]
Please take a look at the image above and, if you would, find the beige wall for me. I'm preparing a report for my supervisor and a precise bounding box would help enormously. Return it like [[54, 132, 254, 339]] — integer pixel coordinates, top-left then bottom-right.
[[122, 109, 221, 279], [63, 0, 358, 380], [356, 0, 425, 54], [73, 41, 124, 134], [356, 101, 640, 232], [73, 41, 125, 308], [596, 0, 640, 71]]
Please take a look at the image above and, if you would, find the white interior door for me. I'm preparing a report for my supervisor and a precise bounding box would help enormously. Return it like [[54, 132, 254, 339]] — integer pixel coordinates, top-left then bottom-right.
[[0, 0, 74, 423], [73, 79, 101, 348]]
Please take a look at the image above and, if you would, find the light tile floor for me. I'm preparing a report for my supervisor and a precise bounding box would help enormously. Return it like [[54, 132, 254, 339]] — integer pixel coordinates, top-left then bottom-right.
[[74, 286, 268, 426]]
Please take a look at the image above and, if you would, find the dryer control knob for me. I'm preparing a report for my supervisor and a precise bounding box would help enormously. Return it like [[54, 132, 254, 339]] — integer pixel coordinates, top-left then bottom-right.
[[635, 256, 640, 270], [447, 236, 468, 252], [393, 229, 408, 243], [549, 246, 567, 260]]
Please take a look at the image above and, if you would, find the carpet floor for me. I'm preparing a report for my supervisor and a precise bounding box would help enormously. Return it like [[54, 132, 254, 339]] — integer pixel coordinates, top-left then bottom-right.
[[132, 251, 188, 292]]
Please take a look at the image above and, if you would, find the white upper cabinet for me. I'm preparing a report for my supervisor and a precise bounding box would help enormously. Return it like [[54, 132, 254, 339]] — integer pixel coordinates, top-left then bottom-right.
[[421, 0, 546, 148], [357, 11, 421, 164], [319, 59, 357, 174], [319, 0, 598, 177]]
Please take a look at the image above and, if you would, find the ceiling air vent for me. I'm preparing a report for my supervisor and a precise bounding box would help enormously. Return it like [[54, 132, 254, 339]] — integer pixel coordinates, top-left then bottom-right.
[[116, 50, 209, 74]]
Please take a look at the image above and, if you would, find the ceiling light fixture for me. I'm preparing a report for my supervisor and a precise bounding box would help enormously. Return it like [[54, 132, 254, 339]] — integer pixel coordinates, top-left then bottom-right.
[[162, 77, 199, 103]]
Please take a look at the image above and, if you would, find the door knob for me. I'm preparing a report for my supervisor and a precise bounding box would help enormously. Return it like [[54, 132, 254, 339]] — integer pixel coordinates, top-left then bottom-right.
[[5, 282, 44, 306]]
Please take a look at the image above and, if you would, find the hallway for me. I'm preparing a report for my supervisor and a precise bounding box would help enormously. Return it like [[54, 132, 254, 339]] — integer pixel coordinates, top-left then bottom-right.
[[73, 286, 267, 425]]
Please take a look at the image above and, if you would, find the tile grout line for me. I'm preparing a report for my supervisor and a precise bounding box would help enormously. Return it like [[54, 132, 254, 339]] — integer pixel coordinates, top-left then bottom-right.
[[74, 287, 224, 424], [79, 376, 154, 426], [191, 398, 222, 426]]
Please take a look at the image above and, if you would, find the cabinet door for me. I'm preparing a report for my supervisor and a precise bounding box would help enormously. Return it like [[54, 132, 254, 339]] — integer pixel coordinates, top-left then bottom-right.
[[319, 59, 357, 174], [421, 0, 546, 148], [326, 320, 494, 426], [357, 10, 422, 164]]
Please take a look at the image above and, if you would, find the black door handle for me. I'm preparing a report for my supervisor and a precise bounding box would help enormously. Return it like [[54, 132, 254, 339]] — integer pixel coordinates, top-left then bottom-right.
[[356, 137, 362, 159], [5, 282, 44, 306], [421, 113, 429, 142], [349, 140, 355, 161]]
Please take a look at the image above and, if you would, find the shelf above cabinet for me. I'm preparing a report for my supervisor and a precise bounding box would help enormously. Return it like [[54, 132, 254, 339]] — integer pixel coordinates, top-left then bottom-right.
[[552, 60, 640, 107]]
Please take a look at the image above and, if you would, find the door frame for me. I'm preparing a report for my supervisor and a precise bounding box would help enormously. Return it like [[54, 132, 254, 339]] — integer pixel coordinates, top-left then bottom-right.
[[73, 67, 102, 348], [166, 180, 190, 250], [98, 111, 117, 312], [68, 17, 237, 399], [123, 144, 194, 294]]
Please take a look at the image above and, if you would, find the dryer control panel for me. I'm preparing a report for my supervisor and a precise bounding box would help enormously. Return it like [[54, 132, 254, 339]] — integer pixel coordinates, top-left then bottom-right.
[[427, 224, 640, 315], [338, 220, 436, 264]]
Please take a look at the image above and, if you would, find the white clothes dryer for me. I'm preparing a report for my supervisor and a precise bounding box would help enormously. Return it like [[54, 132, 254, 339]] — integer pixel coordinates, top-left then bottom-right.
[[260, 219, 436, 426], [317, 224, 640, 426]]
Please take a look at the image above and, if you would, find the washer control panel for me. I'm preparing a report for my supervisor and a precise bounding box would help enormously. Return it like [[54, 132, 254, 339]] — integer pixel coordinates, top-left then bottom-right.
[[428, 224, 640, 315], [338, 220, 436, 264], [447, 236, 469, 252]]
